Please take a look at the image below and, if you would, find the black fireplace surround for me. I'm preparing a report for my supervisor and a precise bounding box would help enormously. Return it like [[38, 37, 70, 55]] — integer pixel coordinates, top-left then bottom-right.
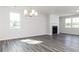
[[52, 26, 58, 34]]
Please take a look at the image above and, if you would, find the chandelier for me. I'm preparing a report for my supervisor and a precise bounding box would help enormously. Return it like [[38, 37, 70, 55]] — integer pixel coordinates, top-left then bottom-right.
[[24, 9, 38, 17]]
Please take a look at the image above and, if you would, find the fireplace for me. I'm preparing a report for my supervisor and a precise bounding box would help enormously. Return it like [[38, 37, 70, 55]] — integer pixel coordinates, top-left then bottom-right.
[[52, 26, 58, 35]]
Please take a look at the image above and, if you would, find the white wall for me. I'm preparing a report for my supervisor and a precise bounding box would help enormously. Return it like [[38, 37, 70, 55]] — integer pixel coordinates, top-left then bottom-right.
[[49, 14, 59, 35], [0, 7, 48, 40], [59, 14, 79, 35]]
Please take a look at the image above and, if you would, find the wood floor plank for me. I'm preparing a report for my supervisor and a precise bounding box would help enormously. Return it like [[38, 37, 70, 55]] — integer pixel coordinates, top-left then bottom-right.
[[0, 34, 79, 52]]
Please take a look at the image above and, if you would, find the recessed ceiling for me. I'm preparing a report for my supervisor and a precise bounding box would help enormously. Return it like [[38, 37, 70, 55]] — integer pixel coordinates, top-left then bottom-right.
[[10, 6, 79, 16]]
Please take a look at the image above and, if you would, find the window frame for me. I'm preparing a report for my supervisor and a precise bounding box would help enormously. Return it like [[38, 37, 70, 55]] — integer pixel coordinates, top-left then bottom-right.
[[9, 12, 21, 29], [65, 18, 72, 28], [72, 17, 79, 28], [65, 17, 79, 28]]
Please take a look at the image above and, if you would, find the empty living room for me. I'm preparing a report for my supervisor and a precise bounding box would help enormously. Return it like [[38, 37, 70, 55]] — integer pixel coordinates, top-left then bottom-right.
[[0, 6, 79, 52], [1, 0, 79, 59]]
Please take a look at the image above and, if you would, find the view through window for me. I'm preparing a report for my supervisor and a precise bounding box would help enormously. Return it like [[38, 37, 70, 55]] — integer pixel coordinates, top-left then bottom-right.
[[10, 12, 20, 29], [65, 17, 79, 28]]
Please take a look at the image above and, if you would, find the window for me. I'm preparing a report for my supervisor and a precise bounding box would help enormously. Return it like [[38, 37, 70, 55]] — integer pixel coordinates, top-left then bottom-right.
[[72, 18, 79, 28], [65, 18, 71, 28], [65, 17, 79, 28], [10, 12, 20, 29]]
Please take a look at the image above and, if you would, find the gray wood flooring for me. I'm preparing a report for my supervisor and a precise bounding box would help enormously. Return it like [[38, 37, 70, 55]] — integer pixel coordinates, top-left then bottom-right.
[[0, 34, 79, 52]]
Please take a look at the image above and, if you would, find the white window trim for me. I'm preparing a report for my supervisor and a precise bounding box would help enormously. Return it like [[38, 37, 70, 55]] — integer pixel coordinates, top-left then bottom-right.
[[9, 12, 21, 29], [65, 17, 79, 28]]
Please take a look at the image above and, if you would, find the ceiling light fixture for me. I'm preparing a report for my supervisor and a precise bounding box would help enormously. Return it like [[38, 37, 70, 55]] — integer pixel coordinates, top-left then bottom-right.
[[24, 9, 38, 17]]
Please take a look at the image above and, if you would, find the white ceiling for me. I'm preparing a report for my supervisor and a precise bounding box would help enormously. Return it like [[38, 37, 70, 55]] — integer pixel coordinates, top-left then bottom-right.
[[10, 6, 79, 16]]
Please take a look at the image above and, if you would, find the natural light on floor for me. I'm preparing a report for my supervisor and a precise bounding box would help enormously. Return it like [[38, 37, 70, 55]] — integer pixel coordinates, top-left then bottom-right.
[[20, 39, 43, 44]]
